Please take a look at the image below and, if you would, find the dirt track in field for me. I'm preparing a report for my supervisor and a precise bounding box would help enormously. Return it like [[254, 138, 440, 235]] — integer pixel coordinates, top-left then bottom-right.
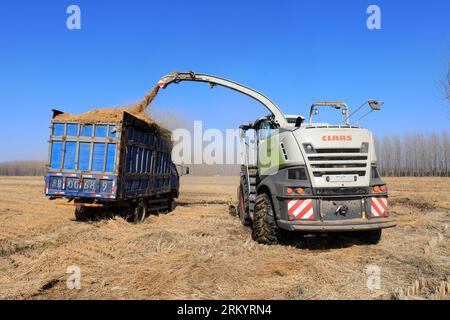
[[0, 176, 449, 300]]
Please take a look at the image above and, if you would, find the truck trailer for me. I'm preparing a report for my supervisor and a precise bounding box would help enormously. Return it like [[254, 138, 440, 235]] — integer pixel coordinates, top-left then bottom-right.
[[45, 110, 185, 222]]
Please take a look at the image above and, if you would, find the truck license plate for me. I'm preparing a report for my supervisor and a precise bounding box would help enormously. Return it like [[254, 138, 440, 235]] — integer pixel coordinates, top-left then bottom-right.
[[66, 177, 80, 191], [327, 175, 356, 183], [82, 179, 97, 193]]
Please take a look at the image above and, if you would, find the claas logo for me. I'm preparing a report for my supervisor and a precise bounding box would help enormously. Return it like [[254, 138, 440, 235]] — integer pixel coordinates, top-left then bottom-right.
[[322, 135, 353, 141]]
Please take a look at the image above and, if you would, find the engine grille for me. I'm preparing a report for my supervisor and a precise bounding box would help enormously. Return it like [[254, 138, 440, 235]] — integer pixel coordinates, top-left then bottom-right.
[[315, 187, 368, 195], [312, 170, 366, 177], [306, 147, 368, 178], [315, 148, 361, 153]]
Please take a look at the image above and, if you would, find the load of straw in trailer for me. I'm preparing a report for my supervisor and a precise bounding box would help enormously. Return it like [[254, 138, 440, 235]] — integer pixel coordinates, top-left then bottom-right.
[[53, 85, 172, 142]]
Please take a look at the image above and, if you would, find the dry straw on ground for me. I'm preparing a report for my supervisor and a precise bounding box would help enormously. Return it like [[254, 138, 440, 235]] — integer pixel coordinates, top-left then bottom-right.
[[0, 176, 449, 300]]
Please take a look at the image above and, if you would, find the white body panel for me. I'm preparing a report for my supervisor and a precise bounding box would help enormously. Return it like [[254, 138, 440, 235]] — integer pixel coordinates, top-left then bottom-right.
[[277, 126, 376, 188]]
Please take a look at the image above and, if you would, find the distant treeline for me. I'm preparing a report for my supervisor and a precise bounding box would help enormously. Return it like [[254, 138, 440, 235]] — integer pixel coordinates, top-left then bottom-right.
[[0, 160, 239, 177], [375, 131, 450, 177], [185, 164, 240, 176], [0, 160, 47, 176]]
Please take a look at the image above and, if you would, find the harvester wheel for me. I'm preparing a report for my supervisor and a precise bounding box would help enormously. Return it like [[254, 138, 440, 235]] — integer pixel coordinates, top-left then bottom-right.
[[356, 229, 382, 244], [252, 193, 279, 245], [238, 184, 251, 226]]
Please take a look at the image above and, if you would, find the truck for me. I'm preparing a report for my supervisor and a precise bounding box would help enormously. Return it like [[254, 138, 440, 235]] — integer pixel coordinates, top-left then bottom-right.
[[157, 71, 396, 244], [44, 110, 187, 222]]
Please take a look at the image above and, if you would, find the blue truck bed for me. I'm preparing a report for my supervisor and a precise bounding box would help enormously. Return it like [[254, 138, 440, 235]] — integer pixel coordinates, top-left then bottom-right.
[[45, 111, 176, 204]]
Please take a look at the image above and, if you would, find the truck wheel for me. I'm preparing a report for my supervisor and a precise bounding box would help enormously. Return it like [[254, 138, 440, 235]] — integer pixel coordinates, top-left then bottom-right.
[[356, 229, 382, 244], [167, 196, 175, 213], [127, 201, 147, 223], [75, 206, 94, 222], [238, 184, 251, 226], [252, 193, 279, 245]]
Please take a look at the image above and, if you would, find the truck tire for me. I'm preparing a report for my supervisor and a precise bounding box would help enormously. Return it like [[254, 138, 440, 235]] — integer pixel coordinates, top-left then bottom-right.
[[167, 195, 175, 213], [238, 184, 251, 226], [252, 193, 279, 245], [356, 229, 382, 244], [127, 201, 147, 223], [75, 206, 95, 222]]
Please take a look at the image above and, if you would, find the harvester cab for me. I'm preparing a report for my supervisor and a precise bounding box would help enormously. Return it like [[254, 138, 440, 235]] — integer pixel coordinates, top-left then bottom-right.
[[157, 71, 395, 245]]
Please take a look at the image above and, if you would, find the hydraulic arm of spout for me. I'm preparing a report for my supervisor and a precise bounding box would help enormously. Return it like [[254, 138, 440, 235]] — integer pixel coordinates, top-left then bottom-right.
[[157, 71, 288, 127]]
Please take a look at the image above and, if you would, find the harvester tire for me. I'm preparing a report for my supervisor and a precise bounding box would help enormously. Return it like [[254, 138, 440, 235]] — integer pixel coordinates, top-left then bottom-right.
[[252, 193, 279, 245], [238, 184, 251, 226]]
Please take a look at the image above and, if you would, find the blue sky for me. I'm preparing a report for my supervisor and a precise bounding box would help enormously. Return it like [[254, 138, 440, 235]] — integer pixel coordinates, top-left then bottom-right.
[[0, 0, 449, 161]]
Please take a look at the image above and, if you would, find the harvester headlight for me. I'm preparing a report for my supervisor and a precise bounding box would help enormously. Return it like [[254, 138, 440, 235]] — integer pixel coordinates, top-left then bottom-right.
[[303, 143, 315, 153], [288, 168, 308, 180], [360, 142, 369, 153]]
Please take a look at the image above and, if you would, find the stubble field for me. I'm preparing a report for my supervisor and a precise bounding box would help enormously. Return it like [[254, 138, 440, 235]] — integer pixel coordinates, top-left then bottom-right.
[[0, 176, 449, 299]]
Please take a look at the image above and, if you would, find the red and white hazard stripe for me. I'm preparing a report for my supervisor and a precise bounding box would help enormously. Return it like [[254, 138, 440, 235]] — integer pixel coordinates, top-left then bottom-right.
[[371, 197, 388, 217], [288, 199, 314, 220]]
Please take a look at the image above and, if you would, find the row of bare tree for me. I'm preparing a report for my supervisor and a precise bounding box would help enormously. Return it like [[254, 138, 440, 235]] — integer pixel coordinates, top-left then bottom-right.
[[375, 131, 450, 177], [0, 161, 240, 177], [0, 161, 47, 176]]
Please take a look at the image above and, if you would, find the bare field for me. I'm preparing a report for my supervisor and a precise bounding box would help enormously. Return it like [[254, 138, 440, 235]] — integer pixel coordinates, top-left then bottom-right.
[[0, 176, 449, 300]]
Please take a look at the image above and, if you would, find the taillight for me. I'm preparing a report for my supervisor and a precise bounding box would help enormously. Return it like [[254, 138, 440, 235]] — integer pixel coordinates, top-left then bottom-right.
[[287, 187, 305, 195], [373, 185, 387, 193]]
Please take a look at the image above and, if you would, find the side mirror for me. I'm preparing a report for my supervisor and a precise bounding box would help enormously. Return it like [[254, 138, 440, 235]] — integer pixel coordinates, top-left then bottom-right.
[[295, 116, 303, 128], [314, 109, 319, 115], [368, 100, 382, 110], [175, 165, 190, 176]]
